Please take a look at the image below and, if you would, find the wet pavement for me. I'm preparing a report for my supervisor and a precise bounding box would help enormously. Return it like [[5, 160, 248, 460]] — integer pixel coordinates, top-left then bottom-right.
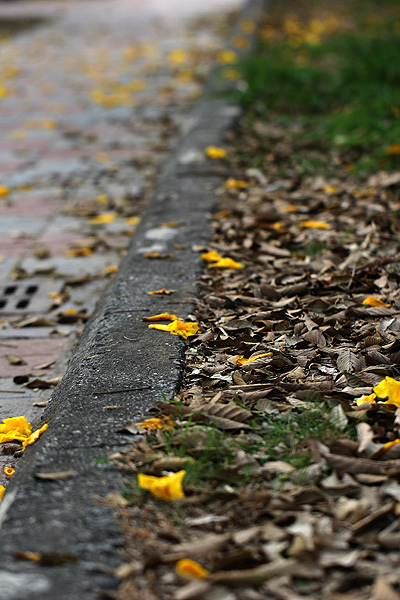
[[0, 0, 242, 481]]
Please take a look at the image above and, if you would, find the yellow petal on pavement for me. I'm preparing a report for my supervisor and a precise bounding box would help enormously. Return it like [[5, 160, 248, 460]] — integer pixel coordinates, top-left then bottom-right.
[[88, 212, 117, 225], [205, 146, 227, 159], [137, 470, 186, 500], [0, 485, 4, 500], [224, 178, 248, 189], [142, 312, 178, 322]]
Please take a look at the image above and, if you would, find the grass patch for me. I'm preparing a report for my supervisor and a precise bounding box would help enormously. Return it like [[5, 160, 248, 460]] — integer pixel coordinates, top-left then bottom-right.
[[232, 0, 400, 174]]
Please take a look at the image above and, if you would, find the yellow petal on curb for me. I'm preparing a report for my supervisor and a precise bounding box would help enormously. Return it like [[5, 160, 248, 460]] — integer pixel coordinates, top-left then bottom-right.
[[4, 467, 15, 476], [0, 185, 10, 197], [300, 220, 332, 230], [176, 558, 210, 579], [0, 416, 32, 443], [142, 312, 178, 322], [148, 320, 199, 339], [22, 424, 48, 449], [147, 288, 172, 295], [205, 146, 227, 160], [0, 485, 4, 500], [236, 352, 273, 366], [363, 297, 391, 307], [137, 470, 186, 500]]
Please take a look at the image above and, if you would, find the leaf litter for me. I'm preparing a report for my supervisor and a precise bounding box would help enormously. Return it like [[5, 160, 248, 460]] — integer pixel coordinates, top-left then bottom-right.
[[109, 2, 400, 599]]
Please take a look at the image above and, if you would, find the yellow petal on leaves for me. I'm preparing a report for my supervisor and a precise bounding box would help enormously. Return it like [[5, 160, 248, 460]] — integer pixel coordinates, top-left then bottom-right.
[[236, 352, 273, 366], [323, 185, 339, 194], [201, 251, 223, 262], [300, 220, 332, 230], [205, 146, 227, 160], [363, 297, 391, 308], [64, 247, 93, 258], [88, 212, 117, 225], [135, 417, 176, 431], [224, 178, 248, 189], [4, 467, 15, 476], [148, 320, 199, 339], [176, 558, 210, 579], [142, 312, 178, 322], [385, 144, 400, 155], [147, 288, 172, 295], [356, 392, 377, 406], [217, 49, 238, 64], [383, 439, 400, 451], [208, 258, 244, 270], [125, 216, 140, 226], [0, 485, 4, 500], [137, 470, 186, 500], [373, 377, 400, 407], [22, 424, 48, 449]]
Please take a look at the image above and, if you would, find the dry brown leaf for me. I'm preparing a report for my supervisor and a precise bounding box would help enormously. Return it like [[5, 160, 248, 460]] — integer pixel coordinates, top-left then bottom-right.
[[34, 471, 75, 481]]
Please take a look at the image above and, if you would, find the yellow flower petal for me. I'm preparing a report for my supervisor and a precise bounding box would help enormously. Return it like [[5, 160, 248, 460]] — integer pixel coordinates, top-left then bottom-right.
[[147, 288, 172, 295], [104, 265, 118, 274], [96, 193, 108, 204], [236, 352, 273, 366], [0, 485, 4, 500], [0, 185, 10, 197], [148, 320, 199, 339], [137, 470, 186, 500], [201, 251, 223, 262], [383, 439, 400, 451], [125, 216, 140, 226], [176, 558, 209, 579], [4, 467, 15, 476], [22, 423, 48, 449], [300, 220, 332, 230], [88, 212, 117, 225], [142, 312, 178, 322], [205, 146, 227, 160], [217, 50, 238, 64], [64, 247, 93, 257], [208, 258, 243, 269], [385, 144, 400, 155], [373, 377, 400, 407], [323, 185, 339, 194], [355, 392, 377, 406], [0, 416, 31, 440], [363, 297, 391, 307], [224, 178, 248, 189], [135, 417, 176, 431]]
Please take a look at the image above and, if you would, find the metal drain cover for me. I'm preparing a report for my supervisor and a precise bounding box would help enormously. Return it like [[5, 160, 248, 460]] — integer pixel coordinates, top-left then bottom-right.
[[0, 280, 64, 315]]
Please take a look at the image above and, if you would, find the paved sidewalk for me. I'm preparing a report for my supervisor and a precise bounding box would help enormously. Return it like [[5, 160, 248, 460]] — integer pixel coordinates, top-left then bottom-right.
[[0, 0, 241, 468], [0, 0, 265, 598]]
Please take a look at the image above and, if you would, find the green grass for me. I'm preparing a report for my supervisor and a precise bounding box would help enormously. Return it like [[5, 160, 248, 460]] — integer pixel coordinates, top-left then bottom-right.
[[234, 5, 400, 174]]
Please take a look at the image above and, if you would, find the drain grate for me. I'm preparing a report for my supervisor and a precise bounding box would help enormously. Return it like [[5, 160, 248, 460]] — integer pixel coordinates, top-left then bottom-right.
[[0, 280, 64, 315]]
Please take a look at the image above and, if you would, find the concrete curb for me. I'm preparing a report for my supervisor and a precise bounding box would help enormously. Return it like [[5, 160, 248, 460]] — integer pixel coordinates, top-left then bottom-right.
[[0, 2, 267, 598]]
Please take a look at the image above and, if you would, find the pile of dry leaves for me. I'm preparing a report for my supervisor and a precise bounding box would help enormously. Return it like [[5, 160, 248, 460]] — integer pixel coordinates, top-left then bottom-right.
[[108, 112, 400, 600]]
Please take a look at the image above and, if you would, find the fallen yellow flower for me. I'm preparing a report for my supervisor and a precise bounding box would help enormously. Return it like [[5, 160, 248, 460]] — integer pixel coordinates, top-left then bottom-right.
[[142, 312, 178, 322], [383, 439, 400, 451], [4, 467, 15, 476], [373, 377, 400, 407], [201, 250, 223, 262], [224, 178, 248, 189], [125, 216, 140, 226], [385, 144, 400, 155], [355, 392, 377, 406], [22, 423, 48, 449], [300, 220, 332, 230], [217, 49, 238, 64], [88, 212, 117, 225], [0, 485, 4, 500], [176, 558, 209, 579], [236, 352, 273, 366], [147, 288, 172, 295], [137, 470, 186, 500], [0, 416, 32, 443], [205, 146, 227, 160], [208, 257, 243, 269], [363, 297, 391, 308], [148, 320, 199, 339], [0, 185, 10, 197], [135, 417, 176, 431], [323, 185, 339, 194], [64, 247, 93, 258], [104, 265, 118, 274]]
